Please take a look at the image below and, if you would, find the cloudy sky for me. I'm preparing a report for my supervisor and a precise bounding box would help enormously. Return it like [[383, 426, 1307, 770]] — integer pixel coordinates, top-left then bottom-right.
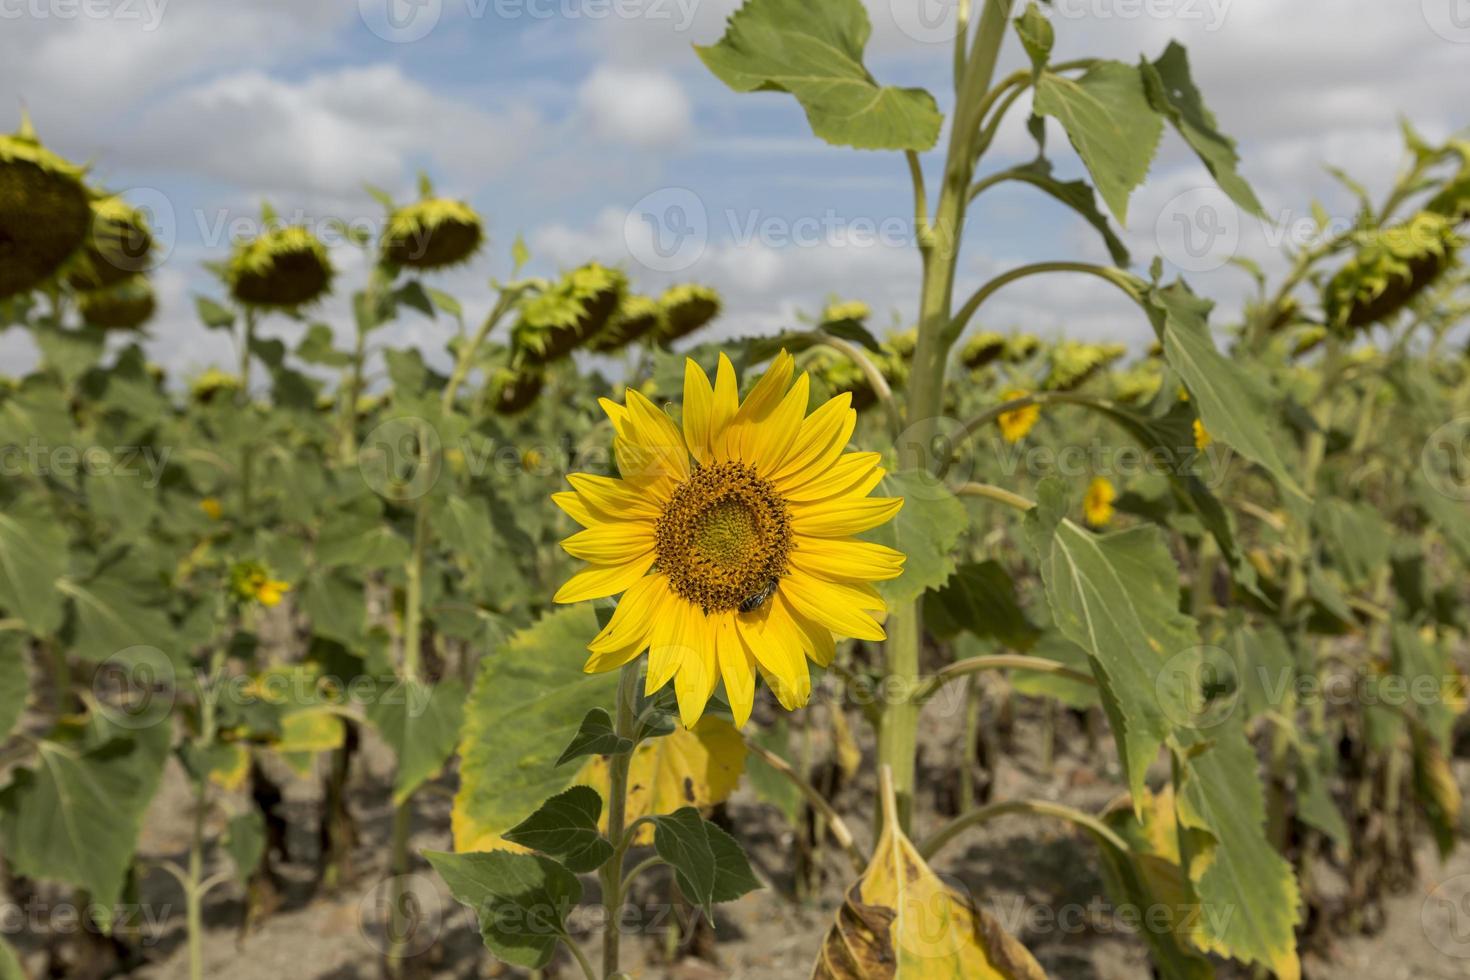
[[2, 0, 1466, 379]]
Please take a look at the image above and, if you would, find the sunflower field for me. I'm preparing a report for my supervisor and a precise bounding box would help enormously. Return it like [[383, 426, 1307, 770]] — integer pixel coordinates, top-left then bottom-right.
[[1, 1, 1469, 978]]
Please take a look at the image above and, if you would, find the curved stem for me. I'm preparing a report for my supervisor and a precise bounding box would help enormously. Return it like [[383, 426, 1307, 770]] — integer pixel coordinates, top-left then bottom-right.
[[744, 740, 867, 874], [621, 855, 665, 892], [817, 336, 901, 437], [917, 655, 1095, 705], [919, 799, 1130, 862], [942, 390, 1100, 474], [951, 482, 1036, 513], [948, 262, 1139, 346], [441, 285, 522, 416], [561, 932, 599, 980], [906, 151, 931, 255]]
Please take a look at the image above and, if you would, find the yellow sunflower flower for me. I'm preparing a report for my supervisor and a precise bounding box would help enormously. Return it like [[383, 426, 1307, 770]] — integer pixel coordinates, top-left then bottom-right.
[[200, 497, 223, 520], [1083, 476, 1116, 527], [997, 388, 1040, 443], [553, 351, 906, 728], [1193, 418, 1212, 451]]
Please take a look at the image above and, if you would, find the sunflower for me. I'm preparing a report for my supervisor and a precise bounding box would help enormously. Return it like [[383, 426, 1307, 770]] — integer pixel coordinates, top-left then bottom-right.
[[1193, 419, 1212, 451], [553, 351, 905, 727], [997, 388, 1040, 443], [1083, 476, 1116, 527]]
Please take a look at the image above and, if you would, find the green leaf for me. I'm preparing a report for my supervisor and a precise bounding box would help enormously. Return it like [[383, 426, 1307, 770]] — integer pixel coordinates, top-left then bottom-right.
[[1024, 478, 1197, 806], [0, 381, 72, 448], [316, 507, 410, 570], [395, 281, 436, 320], [224, 810, 266, 886], [0, 501, 68, 637], [366, 679, 466, 805], [704, 820, 762, 903], [58, 559, 176, 663], [924, 560, 1042, 651], [295, 323, 352, 367], [696, 0, 942, 151], [863, 469, 968, 604], [1034, 62, 1163, 224], [1312, 498, 1391, 589], [1143, 42, 1264, 216], [1004, 160, 1130, 266], [512, 233, 531, 275], [652, 807, 719, 917], [1144, 282, 1306, 502], [1173, 720, 1302, 980], [0, 632, 30, 741], [425, 849, 580, 970], [504, 786, 614, 874], [556, 707, 633, 766], [1412, 473, 1470, 566], [1008, 631, 1100, 710], [427, 287, 462, 319], [0, 716, 171, 932], [194, 295, 235, 329], [452, 606, 620, 852]]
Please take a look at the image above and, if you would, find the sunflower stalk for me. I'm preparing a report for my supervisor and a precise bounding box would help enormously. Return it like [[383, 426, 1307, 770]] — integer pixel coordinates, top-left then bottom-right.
[[599, 662, 641, 978]]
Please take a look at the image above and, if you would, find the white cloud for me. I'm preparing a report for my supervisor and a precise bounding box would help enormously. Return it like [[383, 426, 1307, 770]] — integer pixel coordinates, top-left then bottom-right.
[[577, 66, 693, 148]]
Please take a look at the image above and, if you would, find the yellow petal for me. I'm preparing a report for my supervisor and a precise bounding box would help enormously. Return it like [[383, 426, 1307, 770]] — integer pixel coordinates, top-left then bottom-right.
[[712, 352, 739, 434], [787, 604, 837, 667], [567, 473, 662, 519], [782, 451, 882, 503], [625, 389, 691, 482], [791, 496, 904, 537], [674, 618, 719, 728], [554, 553, 655, 604], [772, 393, 857, 488], [561, 524, 654, 564], [682, 358, 716, 465], [716, 350, 794, 460], [552, 491, 599, 528], [589, 574, 667, 653], [748, 372, 810, 475], [715, 613, 756, 727], [738, 610, 809, 710], [782, 572, 887, 642], [647, 595, 700, 695], [789, 538, 907, 582]]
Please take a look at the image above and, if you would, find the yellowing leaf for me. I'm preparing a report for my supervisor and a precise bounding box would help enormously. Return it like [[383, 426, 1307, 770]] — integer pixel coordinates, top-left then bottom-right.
[[270, 707, 345, 778], [207, 742, 251, 792], [813, 771, 1046, 979], [576, 718, 746, 845]]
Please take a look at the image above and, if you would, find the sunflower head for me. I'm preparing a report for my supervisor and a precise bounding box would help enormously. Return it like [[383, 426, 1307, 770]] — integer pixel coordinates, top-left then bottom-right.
[[1323, 212, 1461, 332], [227, 224, 334, 309], [0, 115, 91, 300], [1111, 362, 1163, 404], [78, 275, 155, 330], [1046, 340, 1127, 391], [190, 367, 242, 404], [552, 351, 905, 727], [1193, 418, 1213, 451], [229, 560, 290, 608], [657, 284, 721, 343], [805, 347, 873, 410], [1291, 324, 1328, 358], [997, 388, 1040, 443], [200, 497, 224, 521], [1004, 333, 1041, 363], [66, 196, 154, 291], [589, 294, 664, 353], [490, 365, 546, 415], [513, 263, 627, 363], [820, 299, 870, 326], [381, 197, 484, 270], [960, 330, 1007, 370], [1084, 476, 1117, 527]]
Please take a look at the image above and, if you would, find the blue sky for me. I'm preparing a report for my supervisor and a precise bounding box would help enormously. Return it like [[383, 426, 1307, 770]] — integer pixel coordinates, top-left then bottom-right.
[[2, 0, 1466, 378]]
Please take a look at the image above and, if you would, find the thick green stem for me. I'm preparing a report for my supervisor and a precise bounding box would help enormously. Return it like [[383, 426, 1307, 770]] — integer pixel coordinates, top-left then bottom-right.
[[600, 663, 640, 979], [186, 776, 207, 980], [876, 602, 922, 836], [386, 800, 414, 978], [237, 308, 258, 519]]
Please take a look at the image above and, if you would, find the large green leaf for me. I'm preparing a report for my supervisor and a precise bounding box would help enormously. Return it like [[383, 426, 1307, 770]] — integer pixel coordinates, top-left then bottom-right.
[[863, 469, 968, 605], [1312, 498, 1391, 589], [1144, 282, 1306, 502], [366, 678, 466, 805], [452, 606, 620, 852], [650, 807, 760, 917], [1173, 720, 1302, 980], [1144, 42, 1264, 216], [0, 716, 171, 931], [1412, 473, 1470, 566], [0, 501, 67, 637], [425, 849, 580, 970], [1024, 479, 1196, 806], [58, 559, 177, 663], [696, 0, 942, 151], [924, 560, 1042, 651], [1034, 61, 1163, 224]]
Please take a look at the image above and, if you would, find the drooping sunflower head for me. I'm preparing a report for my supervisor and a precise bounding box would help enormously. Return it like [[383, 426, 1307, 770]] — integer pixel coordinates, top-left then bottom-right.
[[960, 330, 1007, 370], [1111, 361, 1163, 404], [489, 364, 546, 415], [1323, 212, 1462, 333], [657, 284, 721, 343], [589, 294, 664, 353], [227, 224, 334, 309], [0, 115, 91, 300], [190, 367, 242, 404], [1045, 340, 1127, 391], [78, 274, 155, 330], [820, 299, 870, 326], [513, 263, 627, 363], [553, 351, 905, 727], [1084, 476, 1117, 527], [66, 195, 155, 291], [381, 197, 484, 270]]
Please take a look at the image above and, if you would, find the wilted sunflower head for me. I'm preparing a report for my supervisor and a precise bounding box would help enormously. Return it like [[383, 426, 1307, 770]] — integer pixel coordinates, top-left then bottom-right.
[[820, 299, 870, 326], [490, 365, 546, 415], [552, 350, 905, 727], [960, 331, 1007, 370], [1323, 212, 1462, 332], [190, 367, 242, 403], [657, 284, 721, 343], [1005, 333, 1041, 363], [78, 275, 155, 330], [227, 224, 334, 309], [67, 195, 154, 291], [589, 294, 664, 353], [1045, 340, 1127, 391], [0, 115, 91, 300], [381, 198, 484, 270], [513, 262, 627, 363]]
